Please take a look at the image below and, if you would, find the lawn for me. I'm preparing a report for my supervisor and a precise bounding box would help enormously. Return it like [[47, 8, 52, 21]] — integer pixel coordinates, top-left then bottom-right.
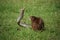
[[0, 0, 60, 40]]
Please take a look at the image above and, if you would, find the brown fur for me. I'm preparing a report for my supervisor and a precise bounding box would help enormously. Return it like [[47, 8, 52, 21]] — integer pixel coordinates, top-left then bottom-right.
[[30, 16, 44, 30]]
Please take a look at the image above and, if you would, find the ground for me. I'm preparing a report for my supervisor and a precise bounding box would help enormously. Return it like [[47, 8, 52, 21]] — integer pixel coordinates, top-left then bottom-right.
[[0, 0, 60, 40]]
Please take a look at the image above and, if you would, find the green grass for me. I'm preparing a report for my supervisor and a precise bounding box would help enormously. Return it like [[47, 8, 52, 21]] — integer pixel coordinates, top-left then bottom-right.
[[0, 0, 60, 40]]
